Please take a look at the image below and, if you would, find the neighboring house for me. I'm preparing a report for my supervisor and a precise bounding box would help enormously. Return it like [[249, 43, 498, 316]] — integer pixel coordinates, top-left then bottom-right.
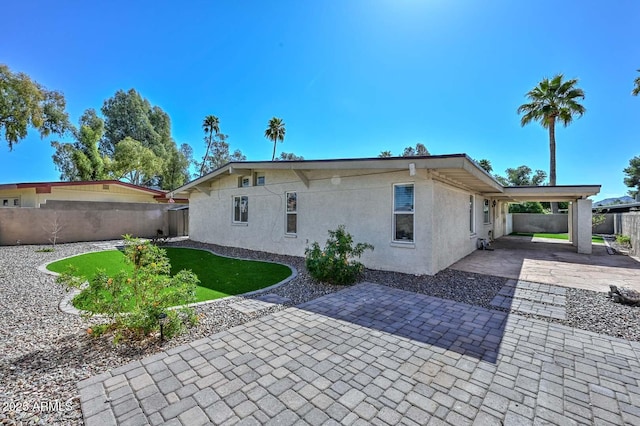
[[0, 180, 186, 208], [170, 155, 600, 276], [0, 180, 188, 245]]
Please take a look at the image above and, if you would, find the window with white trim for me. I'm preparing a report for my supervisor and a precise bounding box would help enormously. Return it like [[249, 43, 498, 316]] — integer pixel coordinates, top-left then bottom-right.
[[286, 192, 297, 234], [393, 184, 414, 242], [233, 196, 248, 223], [255, 173, 265, 186], [483, 199, 490, 224], [469, 195, 475, 234]]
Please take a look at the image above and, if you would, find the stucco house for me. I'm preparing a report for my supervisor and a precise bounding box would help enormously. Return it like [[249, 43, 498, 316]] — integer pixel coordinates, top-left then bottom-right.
[[170, 155, 600, 275], [0, 180, 186, 208]]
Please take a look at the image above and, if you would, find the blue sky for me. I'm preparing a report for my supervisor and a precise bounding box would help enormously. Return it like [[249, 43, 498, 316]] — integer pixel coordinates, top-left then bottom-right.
[[1, 0, 638, 200]]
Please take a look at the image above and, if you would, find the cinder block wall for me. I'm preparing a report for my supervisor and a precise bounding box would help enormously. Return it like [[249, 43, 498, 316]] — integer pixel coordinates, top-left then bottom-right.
[[0, 201, 173, 245], [512, 213, 569, 233], [619, 212, 640, 256]]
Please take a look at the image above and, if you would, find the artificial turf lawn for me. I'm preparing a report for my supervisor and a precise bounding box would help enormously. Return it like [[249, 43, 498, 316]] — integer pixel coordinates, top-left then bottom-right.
[[47, 247, 292, 305], [510, 232, 604, 243]]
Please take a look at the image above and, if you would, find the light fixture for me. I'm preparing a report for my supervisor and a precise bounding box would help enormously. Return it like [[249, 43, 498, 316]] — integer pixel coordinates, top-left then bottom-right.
[[158, 312, 168, 343]]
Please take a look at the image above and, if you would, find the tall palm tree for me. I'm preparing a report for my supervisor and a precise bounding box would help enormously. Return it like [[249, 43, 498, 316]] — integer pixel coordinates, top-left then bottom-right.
[[265, 117, 286, 161], [200, 115, 220, 175], [633, 69, 640, 96], [517, 74, 585, 213]]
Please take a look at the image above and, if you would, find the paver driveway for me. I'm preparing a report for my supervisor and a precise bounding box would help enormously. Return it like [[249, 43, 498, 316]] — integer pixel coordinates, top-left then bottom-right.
[[79, 283, 640, 425]]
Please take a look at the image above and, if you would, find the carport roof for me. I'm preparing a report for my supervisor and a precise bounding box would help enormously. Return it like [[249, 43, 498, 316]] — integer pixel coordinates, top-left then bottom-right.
[[169, 154, 600, 201], [485, 185, 601, 202]]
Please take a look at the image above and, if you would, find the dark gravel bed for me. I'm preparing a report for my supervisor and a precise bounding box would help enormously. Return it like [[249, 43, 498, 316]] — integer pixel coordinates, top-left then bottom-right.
[[1, 239, 640, 425]]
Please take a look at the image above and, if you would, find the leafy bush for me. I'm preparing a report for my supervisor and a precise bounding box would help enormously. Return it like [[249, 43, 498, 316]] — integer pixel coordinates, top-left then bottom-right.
[[305, 225, 373, 285], [509, 202, 545, 214], [616, 234, 632, 246], [57, 236, 199, 343]]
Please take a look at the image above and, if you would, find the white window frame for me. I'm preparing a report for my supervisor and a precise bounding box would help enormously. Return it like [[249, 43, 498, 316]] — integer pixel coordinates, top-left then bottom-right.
[[240, 177, 251, 188], [255, 173, 266, 186], [392, 183, 415, 243], [469, 195, 476, 234], [233, 195, 248, 224], [285, 191, 297, 235], [483, 199, 490, 224]]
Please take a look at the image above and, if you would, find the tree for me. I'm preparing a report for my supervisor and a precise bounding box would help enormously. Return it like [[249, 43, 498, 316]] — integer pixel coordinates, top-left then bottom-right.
[[402, 143, 430, 157], [200, 115, 220, 176], [476, 159, 493, 173], [498, 165, 548, 213], [100, 89, 172, 156], [633, 69, 640, 96], [161, 143, 193, 190], [623, 156, 640, 198], [276, 152, 304, 161], [517, 74, 585, 213], [378, 151, 392, 158], [51, 109, 108, 181], [509, 202, 545, 214], [503, 165, 547, 186], [109, 137, 163, 186], [265, 117, 286, 161], [99, 89, 190, 189], [0, 64, 71, 150], [196, 133, 246, 174]]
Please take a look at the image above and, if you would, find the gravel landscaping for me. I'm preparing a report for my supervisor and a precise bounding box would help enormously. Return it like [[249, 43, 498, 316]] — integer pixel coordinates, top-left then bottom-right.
[[1, 239, 640, 425]]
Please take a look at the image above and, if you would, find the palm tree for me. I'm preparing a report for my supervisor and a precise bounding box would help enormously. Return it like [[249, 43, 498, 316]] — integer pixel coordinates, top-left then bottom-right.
[[633, 69, 640, 96], [517, 74, 585, 213], [200, 115, 220, 175], [265, 117, 286, 161]]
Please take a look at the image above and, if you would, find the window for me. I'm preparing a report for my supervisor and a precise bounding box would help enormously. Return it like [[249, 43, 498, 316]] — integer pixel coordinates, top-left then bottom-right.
[[483, 199, 490, 224], [393, 184, 414, 242], [233, 196, 248, 223], [240, 177, 251, 188], [469, 195, 475, 234], [286, 192, 297, 234], [255, 174, 265, 186], [1, 198, 19, 208]]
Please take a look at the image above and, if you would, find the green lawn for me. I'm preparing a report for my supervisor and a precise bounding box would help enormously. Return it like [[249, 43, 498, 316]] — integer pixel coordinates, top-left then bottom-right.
[[47, 248, 292, 306], [510, 232, 604, 243]]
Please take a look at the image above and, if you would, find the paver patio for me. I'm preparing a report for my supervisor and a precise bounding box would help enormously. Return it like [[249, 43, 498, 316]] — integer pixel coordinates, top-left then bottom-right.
[[451, 235, 640, 293], [79, 282, 640, 425]]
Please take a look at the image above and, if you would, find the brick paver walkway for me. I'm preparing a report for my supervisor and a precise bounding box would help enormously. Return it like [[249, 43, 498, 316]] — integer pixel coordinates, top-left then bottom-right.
[[490, 279, 567, 320], [79, 283, 640, 425]]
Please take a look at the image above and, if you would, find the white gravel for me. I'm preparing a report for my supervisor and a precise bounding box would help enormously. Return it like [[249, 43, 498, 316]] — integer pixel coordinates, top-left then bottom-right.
[[1, 239, 639, 425]]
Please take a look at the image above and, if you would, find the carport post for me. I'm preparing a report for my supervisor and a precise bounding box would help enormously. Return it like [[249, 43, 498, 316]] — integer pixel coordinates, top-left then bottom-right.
[[568, 202, 575, 246], [576, 198, 592, 254]]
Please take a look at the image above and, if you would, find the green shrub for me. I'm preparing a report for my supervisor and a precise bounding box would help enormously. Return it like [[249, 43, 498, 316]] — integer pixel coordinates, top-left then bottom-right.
[[616, 234, 632, 246], [57, 235, 199, 343], [305, 225, 374, 285]]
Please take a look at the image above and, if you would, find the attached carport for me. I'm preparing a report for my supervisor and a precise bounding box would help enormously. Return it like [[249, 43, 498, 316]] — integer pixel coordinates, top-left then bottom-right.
[[484, 185, 601, 254]]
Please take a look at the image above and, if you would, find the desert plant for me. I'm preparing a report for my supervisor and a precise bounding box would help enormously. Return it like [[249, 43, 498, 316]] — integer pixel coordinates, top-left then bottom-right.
[[592, 209, 606, 230], [56, 235, 199, 342], [305, 225, 373, 285], [616, 235, 632, 246]]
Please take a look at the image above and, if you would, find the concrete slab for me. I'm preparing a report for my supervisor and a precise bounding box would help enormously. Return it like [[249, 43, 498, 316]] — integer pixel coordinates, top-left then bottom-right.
[[450, 235, 640, 293]]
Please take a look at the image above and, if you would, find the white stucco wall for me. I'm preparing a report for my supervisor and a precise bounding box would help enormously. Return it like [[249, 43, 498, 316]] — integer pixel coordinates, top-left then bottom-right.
[[189, 168, 498, 275], [430, 182, 490, 274], [189, 168, 440, 274]]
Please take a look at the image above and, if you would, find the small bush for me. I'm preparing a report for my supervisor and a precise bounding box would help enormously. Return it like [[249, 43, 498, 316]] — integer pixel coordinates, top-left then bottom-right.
[[56, 235, 199, 343], [305, 225, 373, 285], [616, 234, 632, 246]]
